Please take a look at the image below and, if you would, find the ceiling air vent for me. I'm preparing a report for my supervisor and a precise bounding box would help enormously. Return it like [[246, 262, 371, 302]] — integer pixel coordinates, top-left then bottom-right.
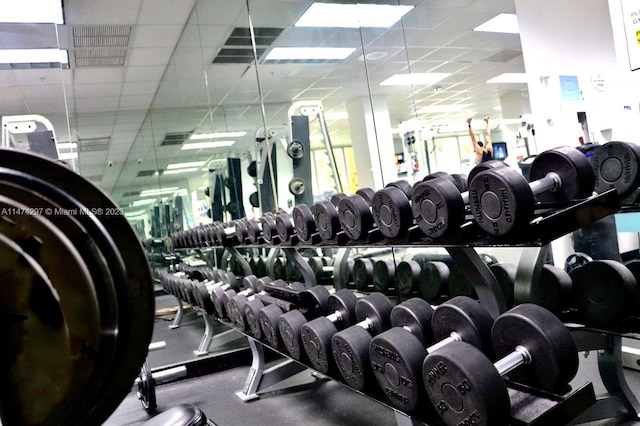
[[212, 27, 282, 64], [78, 137, 110, 153], [74, 48, 127, 67], [73, 25, 132, 48], [136, 170, 158, 178], [160, 132, 192, 146]]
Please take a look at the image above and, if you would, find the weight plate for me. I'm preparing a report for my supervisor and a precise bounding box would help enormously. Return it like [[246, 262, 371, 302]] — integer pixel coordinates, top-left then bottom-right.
[[354, 292, 393, 335], [275, 211, 295, 241], [569, 260, 636, 325], [419, 261, 450, 303], [332, 326, 374, 391], [468, 166, 534, 236], [0, 232, 73, 425], [247, 160, 258, 178], [529, 146, 595, 203], [288, 177, 306, 195], [338, 195, 373, 240], [287, 139, 305, 159], [395, 260, 421, 301], [467, 160, 507, 183], [292, 204, 316, 242], [390, 298, 434, 346], [311, 201, 341, 241], [0, 149, 155, 425], [370, 327, 426, 412], [136, 361, 157, 414], [590, 141, 640, 198], [245, 299, 265, 338], [249, 191, 259, 208], [491, 303, 578, 391], [372, 259, 395, 293], [279, 310, 308, 360], [422, 341, 510, 426], [530, 264, 573, 313], [355, 187, 376, 205], [371, 187, 413, 238]]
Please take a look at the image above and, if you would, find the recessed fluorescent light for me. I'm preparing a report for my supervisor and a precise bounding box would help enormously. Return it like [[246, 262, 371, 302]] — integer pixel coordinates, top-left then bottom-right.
[[1, 0, 64, 24], [0, 49, 69, 65], [190, 131, 246, 140], [380, 73, 451, 86], [131, 199, 157, 206], [182, 141, 235, 150], [166, 161, 206, 170], [58, 152, 78, 160], [487, 73, 528, 84], [163, 168, 200, 175], [265, 47, 356, 61], [295, 3, 414, 28], [417, 104, 471, 114], [57, 143, 78, 150], [474, 13, 519, 34], [140, 187, 179, 197]]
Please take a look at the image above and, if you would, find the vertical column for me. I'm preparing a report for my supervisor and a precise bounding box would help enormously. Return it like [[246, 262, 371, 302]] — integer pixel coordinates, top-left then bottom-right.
[[347, 96, 397, 190]]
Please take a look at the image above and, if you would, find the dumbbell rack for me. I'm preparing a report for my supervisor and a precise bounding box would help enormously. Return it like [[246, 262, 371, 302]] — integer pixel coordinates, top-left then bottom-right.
[[173, 188, 640, 425]]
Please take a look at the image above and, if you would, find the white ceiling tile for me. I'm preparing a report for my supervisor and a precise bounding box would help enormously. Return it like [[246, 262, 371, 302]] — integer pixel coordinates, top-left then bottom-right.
[[64, 0, 144, 25], [138, 0, 197, 25], [74, 68, 125, 85], [125, 66, 167, 82], [127, 47, 174, 67], [119, 94, 155, 108], [75, 96, 120, 111], [0, 71, 19, 86], [0, 24, 59, 49], [122, 81, 158, 95], [133, 25, 185, 48]]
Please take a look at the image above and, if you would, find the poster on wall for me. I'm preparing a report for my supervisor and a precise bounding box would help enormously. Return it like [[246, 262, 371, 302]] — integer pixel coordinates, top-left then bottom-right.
[[559, 75, 581, 102], [621, 0, 640, 71]]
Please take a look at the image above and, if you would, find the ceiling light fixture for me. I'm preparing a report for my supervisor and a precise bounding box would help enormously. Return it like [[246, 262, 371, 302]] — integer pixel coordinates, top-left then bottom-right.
[[0, 49, 69, 65], [139, 187, 179, 197], [474, 13, 519, 34], [265, 47, 356, 61], [295, 3, 414, 28], [181, 140, 235, 150], [417, 104, 471, 114], [131, 199, 157, 207], [166, 161, 206, 170], [380, 73, 451, 86], [163, 168, 200, 175], [189, 131, 246, 140], [1, 0, 64, 24], [487, 73, 528, 84]]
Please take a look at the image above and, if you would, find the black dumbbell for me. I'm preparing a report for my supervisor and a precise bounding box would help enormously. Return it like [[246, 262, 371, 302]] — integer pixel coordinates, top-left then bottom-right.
[[569, 259, 637, 325], [292, 204, 321, 244], [226, 276, 277, 330], [564, 252, 593, 273], [209, 272, 244, 318], [213, 221, 242, 246], [395, 260, 422, 301], [523, 264, 573, 314], [370, 297, 494, 413], [240, 280, 298, 338], [244, 218, 264, 245], [308, 257, 333, 282], [274, 210, 299, 244], [422, 304, 578, 426], [336, 188, 382, 242], [370, 180, 415, 239], [469, 146, 595, 236], [372, 259, 396, 294], [259, 285, 331, 348], [352, 258, 374, 292], [330, 293, 395, 390], [280, 289, 357, 361], [259, 213, 280, 245], [410, 163, 507, 238], [219, 275, 270, 320], [310, 194, 349, 242], [589, 141, 640, 199]]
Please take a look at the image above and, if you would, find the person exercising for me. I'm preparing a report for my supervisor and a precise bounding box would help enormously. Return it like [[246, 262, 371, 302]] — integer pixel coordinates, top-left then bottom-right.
[[468, 117, 493, 164]]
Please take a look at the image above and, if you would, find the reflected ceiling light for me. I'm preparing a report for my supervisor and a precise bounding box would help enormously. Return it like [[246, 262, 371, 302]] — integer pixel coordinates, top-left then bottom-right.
[[140, 187, 179, 197], [163, 168, 200, 175], [1, 0, 64, 24], [295, 3, 414, 28], [131, 199, 158, 207], [380, 73, 451, 86], [59, 152, 78, 160], [358, 51, 388, 61], [417, 104, 470, 114], [57, 142, 77, 150], [190, 131, 246, 140], [265, 47, 356, 61], [182, 140, 235, 150], [324, 111, 349, 120], [487, 73, 528, 83], [474, 13, 519, 34], [166, 161, 206, 170], [0, 48, 69, 65]]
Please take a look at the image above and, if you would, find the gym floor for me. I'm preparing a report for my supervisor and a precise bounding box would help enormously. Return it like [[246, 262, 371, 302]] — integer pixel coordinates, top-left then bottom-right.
[[104, 295, 640, 426]]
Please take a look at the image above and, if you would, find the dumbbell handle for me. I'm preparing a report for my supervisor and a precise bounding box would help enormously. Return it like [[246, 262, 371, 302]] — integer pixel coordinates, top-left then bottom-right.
[[355, 317, 374, 331], [493, 345, 532, 376], [326, 310, 343, 324], [461, 172, 560, 205]]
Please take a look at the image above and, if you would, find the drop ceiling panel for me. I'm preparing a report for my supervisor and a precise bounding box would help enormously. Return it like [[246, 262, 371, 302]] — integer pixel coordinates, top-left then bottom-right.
[[65, 0, 144, 25], [74, 83, 122, 98], [138, 0, 198, 25], [75, 96, 120, 112], [125, 66, 167, 82], [127, 47, 175, 67], [19, 85, 67, 99], [400, 5, 458, 30], [185, 0, 247, 26], [133, 25, 186, 47], [74, 68, 126, 85], [0, 24, 59, 48], [122, 81, 160, 95], [232, 1, 309, 27], [13, 69, 69, 86], [119, 94, 156, 108]]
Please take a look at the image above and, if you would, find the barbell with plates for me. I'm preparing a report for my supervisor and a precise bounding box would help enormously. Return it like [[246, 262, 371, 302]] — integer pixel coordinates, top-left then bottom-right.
[[330, 293, 396, 390], [279, 289, 356, 361], [411, 162, 507, 239], [469, 146, 595, 236], [370, 297, 494, 412], [0, 149, 154, 425], [569, 259, 637, 325], [422, 304, 578, 425]]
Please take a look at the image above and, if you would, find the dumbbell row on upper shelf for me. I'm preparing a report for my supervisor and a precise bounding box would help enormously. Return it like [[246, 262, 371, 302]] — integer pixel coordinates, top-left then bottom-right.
[[172, 142, 637, 250]]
